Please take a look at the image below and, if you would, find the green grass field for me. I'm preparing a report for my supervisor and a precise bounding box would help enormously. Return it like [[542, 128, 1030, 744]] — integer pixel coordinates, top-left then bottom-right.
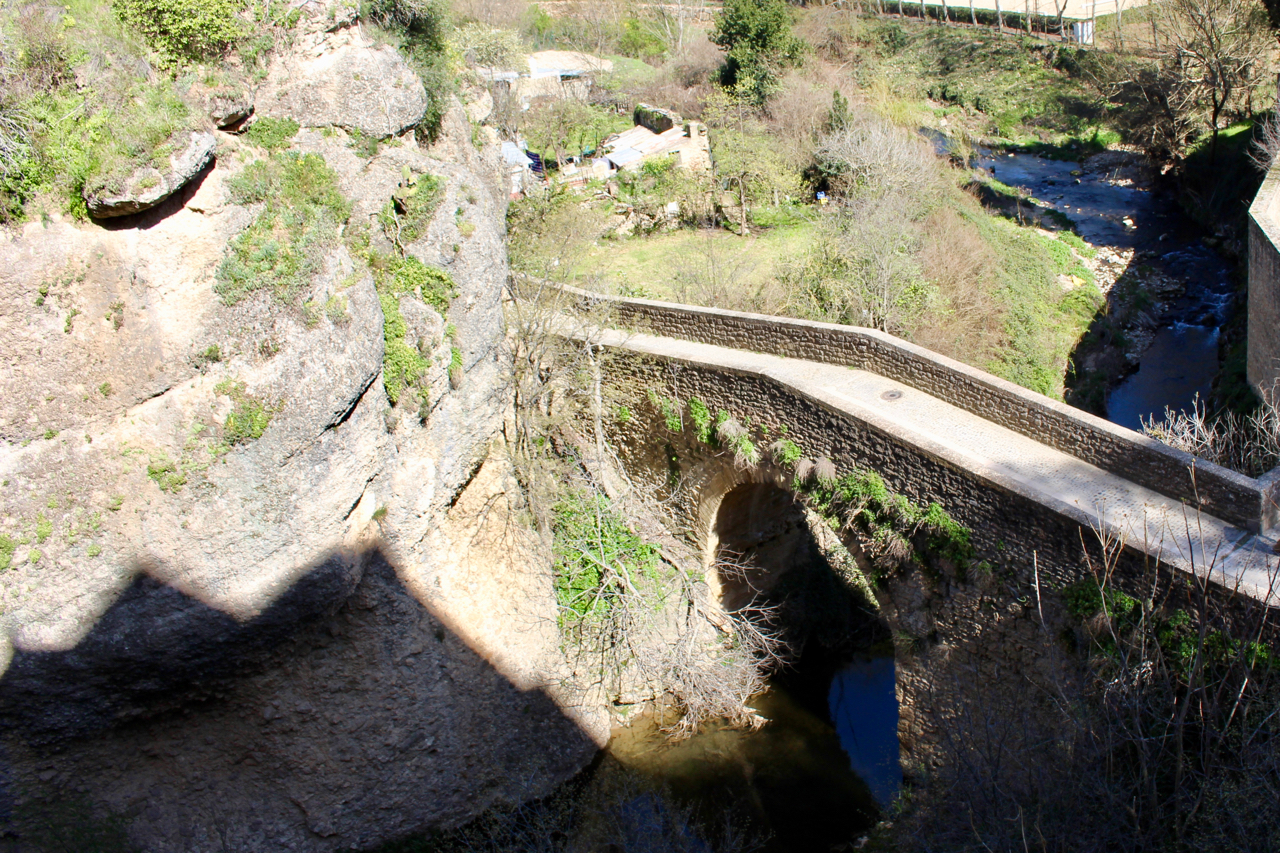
[[567, 221, 818, 301]]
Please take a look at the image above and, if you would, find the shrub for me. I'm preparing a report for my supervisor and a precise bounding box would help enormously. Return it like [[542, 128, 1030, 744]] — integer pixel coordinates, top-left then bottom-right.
[[216, 153, 351, 305], [379, 168, 443, 247], [244, 117, 299, 152], [552, 489, 660, 627], [367, 0, 449, 41], [368, 252, 456, 311], [147, 455, 188, 492], [450, 22, 525, 68], [379, 292, 429, 405], [216, 380, 273, 444], [113, 0, 249, 63]]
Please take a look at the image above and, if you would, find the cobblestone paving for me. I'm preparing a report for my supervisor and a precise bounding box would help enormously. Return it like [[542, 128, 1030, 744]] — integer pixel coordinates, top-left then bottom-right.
[[600, 327, 1280, 604]]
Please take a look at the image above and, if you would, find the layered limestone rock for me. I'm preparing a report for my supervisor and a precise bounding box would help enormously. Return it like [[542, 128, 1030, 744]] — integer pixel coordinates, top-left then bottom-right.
[[0, 13, 603, 851]]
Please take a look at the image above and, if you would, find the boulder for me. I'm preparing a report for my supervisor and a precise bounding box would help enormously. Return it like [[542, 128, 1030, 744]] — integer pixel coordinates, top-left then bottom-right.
[[206, 88, 254, 128], [84, 131, 216, 218], [256, 40, 429, 139]]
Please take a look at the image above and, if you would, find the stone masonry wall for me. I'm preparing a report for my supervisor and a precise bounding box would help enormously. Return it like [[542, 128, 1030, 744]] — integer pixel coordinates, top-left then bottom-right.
[[572, 287, 1278, 533], [605, 351, 1280, 767]]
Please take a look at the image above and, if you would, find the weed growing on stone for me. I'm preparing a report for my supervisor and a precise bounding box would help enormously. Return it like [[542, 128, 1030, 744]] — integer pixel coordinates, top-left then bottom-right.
[[379, 168, 442, 249], [244, 117, 299, 152], [215, 379, 273, 444], [798, 467, 973, 581], [146, 454, 187, 492], [0, 534, 15, 570], [217, 153, 351, 305], [378, 293, 429, 406], [688, 397, 714, 444], [324, 293, 349, 325]]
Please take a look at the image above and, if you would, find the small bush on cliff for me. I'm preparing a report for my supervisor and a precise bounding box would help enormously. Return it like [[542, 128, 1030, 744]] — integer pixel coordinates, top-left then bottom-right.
[[217, 153, 351, 305], [366, 253, 455, 407], [215, 379, 273, 444], [378, 292, 429, 406], [244, 116, 299, 152], [552, 489, 661, 628], [113, 0, 249, 64], [378, 168, 443, 249]]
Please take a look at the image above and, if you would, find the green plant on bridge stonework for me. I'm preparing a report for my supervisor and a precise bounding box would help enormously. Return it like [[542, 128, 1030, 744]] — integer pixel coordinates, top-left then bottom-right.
[[798, 466, 974, 581]]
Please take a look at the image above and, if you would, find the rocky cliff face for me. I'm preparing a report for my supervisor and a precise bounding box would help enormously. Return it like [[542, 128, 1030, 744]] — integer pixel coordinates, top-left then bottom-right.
[[0, 9, 602, 850]]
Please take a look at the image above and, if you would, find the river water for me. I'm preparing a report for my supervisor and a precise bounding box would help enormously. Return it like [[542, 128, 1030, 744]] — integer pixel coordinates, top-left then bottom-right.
[[602, 648, 900, 850], [977, 149, 1236, 429]]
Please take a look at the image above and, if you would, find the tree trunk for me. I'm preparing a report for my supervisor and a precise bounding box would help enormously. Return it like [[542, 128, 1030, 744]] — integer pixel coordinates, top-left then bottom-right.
[[996, 0, 1004, 32], [971, 0, 977, 26]]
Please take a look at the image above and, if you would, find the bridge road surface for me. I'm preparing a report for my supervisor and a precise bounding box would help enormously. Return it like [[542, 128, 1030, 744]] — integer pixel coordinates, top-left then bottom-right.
[[594, 327, 1280, 605]]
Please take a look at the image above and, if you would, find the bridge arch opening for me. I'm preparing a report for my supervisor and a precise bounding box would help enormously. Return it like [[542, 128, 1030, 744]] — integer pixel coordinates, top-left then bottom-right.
[[707, 479, 888, 658], [705, 478, 903, 819]]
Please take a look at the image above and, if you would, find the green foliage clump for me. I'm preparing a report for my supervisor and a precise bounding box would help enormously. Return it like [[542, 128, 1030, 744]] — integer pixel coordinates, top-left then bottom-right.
[[365, 209, 455, 409], [551, 489, 660, 628], [113, 0, 249, 63], [801, 467, 973, 579], [711, 0, 805, 105], [688, 398, 714, 444], [216, 153, 351, 305], [379, 169, 443, 247], [379, 293, 429, 406], [244, 117, 300, 152], [645, 389, 682, 432], [215, 379, 273, 444], [369, 252, 456, 312], [773, 437, 802, 467], [0, 534, 15, 570], [35, 513, 52, 544], [147, 455, 188, 493]]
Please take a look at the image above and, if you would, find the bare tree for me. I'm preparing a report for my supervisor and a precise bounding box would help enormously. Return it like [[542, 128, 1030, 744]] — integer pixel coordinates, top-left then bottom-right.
[[1158, 0, 1271, 163]]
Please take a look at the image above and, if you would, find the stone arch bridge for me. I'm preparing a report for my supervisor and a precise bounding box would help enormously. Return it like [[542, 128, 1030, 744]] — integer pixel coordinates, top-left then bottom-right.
[[568, 288, 1280, 606]]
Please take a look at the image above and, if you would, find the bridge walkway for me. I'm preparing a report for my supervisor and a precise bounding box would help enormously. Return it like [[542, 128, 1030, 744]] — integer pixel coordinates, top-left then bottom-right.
[[596, 326, 1280, 604]]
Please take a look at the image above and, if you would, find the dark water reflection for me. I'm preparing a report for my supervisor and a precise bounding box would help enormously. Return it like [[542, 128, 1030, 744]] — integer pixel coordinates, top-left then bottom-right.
[[604, 651, 899, 851]]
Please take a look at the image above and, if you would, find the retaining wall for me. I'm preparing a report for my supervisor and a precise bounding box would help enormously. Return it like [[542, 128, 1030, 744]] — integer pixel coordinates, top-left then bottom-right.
[[572, 287, 1279, 533], [1248, 163, 1280, 405]]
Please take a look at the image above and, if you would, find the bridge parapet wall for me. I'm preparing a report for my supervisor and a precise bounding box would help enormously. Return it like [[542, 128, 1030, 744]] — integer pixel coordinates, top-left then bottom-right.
[[569, 286, 1278, 533]]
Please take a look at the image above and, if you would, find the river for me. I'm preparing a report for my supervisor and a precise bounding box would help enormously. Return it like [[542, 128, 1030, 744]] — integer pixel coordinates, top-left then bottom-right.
[[977, 148, 1236, 429], [599, 647, 900, 851]]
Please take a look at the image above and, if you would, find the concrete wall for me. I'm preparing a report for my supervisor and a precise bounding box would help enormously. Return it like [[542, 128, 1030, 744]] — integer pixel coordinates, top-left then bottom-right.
[[572, 287, 1279, 533], [1249, 164, 1280, 404]]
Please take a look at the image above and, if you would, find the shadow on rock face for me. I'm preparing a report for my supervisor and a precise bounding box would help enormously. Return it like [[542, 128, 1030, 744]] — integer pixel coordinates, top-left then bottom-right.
[[93, 159, 216, 233], [0, 549, 597, 852]]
